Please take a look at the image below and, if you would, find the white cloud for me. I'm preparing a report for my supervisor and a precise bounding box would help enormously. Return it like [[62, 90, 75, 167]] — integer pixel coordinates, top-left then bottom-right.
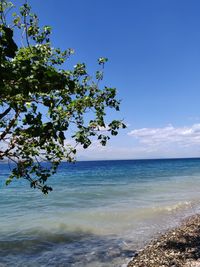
[[127, 123, 200, 147], [63, 123, 200, 160]]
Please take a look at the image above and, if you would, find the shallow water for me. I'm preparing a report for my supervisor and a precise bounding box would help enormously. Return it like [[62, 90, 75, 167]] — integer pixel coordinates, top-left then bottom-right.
[[1, 159, 200, 266]]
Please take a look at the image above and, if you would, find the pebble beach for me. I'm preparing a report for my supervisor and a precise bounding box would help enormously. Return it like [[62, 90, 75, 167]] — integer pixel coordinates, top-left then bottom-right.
[[128, 214, 200, 267]]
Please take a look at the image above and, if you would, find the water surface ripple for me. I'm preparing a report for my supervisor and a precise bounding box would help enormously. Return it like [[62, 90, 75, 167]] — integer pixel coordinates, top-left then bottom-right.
[[1, 159, 200, 266]]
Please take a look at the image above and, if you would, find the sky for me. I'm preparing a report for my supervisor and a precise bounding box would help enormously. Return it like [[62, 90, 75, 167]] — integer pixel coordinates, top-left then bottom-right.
[[25, 0, 200, 159]]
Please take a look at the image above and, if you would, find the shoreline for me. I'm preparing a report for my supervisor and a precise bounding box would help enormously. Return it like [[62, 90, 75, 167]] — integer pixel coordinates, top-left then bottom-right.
[[127, 214, 200, 267]]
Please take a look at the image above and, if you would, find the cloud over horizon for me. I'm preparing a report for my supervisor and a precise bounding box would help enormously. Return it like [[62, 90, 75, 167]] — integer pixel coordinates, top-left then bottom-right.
[[128, 124, 200, 148], [65, 124, 200, 160]]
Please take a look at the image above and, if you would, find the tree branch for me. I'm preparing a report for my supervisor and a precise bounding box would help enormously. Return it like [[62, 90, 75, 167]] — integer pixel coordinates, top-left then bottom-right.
[[0, 106, 11, 119], [0, 109, 19, 140]]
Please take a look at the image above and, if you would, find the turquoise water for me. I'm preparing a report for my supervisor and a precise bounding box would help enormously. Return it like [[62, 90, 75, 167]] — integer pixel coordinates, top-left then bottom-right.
[[1, 158, 200, 266]]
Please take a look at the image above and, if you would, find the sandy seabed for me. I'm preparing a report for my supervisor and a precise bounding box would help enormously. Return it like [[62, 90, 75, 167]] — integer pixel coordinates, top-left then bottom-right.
[[127, 214, 200, 267]]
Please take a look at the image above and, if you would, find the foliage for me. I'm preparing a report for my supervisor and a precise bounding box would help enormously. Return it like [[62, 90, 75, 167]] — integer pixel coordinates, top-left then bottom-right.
[[0, 0, 126, 193]]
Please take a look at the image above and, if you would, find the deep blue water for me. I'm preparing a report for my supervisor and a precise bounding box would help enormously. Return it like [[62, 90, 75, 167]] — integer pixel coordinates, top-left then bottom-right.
[[1, 158, 200, 266]]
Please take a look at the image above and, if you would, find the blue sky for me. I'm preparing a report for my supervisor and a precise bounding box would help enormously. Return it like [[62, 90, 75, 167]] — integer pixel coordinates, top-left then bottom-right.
[[28, 0, 200, 159]]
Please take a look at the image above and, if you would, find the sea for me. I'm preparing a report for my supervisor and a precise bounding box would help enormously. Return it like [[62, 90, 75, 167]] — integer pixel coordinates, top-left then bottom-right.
[[1, 158, 200, 267]]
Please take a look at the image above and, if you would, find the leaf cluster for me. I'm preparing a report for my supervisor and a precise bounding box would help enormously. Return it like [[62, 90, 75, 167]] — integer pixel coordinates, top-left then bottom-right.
[[0, 0, 126, 193]]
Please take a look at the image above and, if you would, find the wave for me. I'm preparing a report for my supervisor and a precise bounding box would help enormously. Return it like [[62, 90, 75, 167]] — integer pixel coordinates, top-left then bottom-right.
[[0, 230, 136, 267], [0, 229, 94, 255]]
